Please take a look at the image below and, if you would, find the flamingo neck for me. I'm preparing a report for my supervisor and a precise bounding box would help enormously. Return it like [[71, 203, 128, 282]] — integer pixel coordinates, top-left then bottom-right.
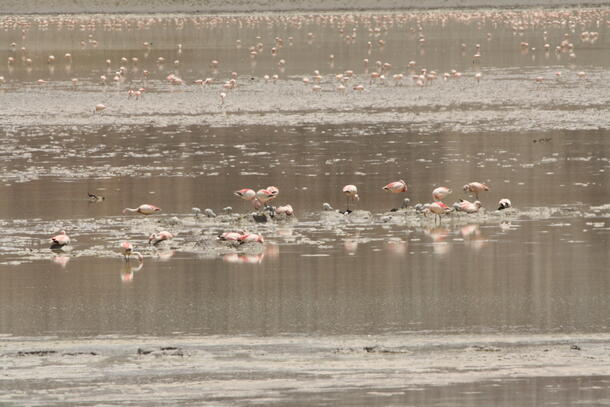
[[123, 208, 138, 214]]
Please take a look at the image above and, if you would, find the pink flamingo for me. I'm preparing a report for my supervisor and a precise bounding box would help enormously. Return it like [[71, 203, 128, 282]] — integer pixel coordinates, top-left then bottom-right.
[[342, 184, 359, 213], [239, 233, 265, 244], [454, 199, 482, 213], [120, 241, 143, 261], [266, 186, 279, 199], [463, 182, 489, 200], [432, 186, 452, 201], [275, 204, 294, 216], [256, 189, 275, 205], [50, 230, 70, 247], [219, 232, 243, 241], [383, 180, 407, 193], [234, 188, 256, 201], [425, 201, 452, 224], [149, 231, 173, 245], [122, 204, 161, 215]]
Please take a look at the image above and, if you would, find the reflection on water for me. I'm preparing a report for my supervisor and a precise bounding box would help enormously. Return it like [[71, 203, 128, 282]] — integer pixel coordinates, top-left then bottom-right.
[[0, 8, 609, 405]]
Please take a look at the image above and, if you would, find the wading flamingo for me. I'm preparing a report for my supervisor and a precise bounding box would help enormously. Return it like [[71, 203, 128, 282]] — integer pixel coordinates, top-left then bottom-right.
[[120, 241, 143, 261], [342, 185, 359, 213], [463, 182, 489, 200], [425, 201, 452, 224]]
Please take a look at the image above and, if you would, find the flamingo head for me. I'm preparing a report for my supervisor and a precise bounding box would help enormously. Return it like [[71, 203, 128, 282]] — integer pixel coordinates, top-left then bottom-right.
[[463, 184, 470, 192]]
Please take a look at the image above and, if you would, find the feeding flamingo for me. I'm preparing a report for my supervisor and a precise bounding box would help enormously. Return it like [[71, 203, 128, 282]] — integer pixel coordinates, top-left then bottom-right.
[[122, 204, 161, 215], [342, 184, 359, 213], [120, 241, 143, 261], [463, 182, 489, 200]]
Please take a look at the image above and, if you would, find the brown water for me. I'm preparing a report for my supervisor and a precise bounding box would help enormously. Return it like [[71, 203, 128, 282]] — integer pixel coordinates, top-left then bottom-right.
[[1, 8, 610, 406]]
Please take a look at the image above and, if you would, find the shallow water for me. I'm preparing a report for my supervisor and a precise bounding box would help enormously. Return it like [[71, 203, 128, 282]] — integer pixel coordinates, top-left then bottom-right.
[[1, 8, 610, 406]]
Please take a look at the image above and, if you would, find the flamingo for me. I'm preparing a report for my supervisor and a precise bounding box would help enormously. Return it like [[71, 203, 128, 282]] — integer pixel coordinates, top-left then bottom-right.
[[120, 241, 143, 261], [463, 182, 489, 200], [149, 231, 173, 245], [94, 104, 106, 113], [234, 188, 256, 201], [275, 204, 294, 216], [432, 186, 452, 201], [219, 232, 242, 241], [342, 184, 359, 213], [122, 204, 161, 215], [454, 199, 482, 213], [255, 189, 275, 205], [50, 230, 70, 247], [498, 198, 512, 210], [383, 180, 407, 193], [425, 202, 452, 224], [239, 233, 265, 244], [266, 186, 279, 198]]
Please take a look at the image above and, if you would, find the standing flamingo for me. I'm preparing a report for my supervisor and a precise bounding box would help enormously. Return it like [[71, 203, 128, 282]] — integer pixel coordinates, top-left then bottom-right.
[[122, 204, 161, 215], [256, 189, 275, 206], [463, 182, 489, 200], [120, 241, 143, 261], [342, 185, 359, 213], [432, 186, 452, 201], [426, 202, 452, 224], [383, 180, 408, 210]]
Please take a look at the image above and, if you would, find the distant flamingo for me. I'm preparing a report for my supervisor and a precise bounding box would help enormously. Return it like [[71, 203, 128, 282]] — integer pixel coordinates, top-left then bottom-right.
[[94, 104, 106, 113], [342, 184, 359, 213], [275, 204, 294, 216], [454, 199, 482, 213], [266, 186, 279, 198], [426, 201, 452, 224], [432, 186, 452, 201], [50, 230, 70, 247], [120, 241, 143, 261], [219, 232, 242, 241], [463, 182, 489, 200], [239, 233, 265, 244], [256, 189, 275, 205], [122, 204, 161, 215], [234, 188, 256, 201], [149, 231, 173, 245], [498, 198, 512, 210], [383, 180, 407, 193], [383, 180, 407, 210]]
